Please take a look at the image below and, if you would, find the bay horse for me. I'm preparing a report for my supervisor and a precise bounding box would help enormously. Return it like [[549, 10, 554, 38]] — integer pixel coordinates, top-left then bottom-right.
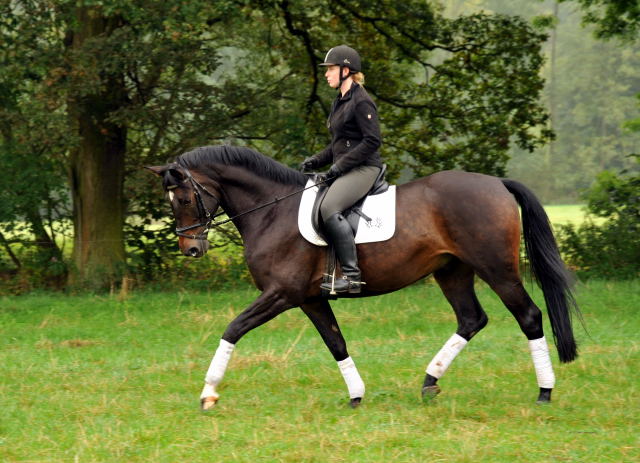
[[147, 145, 581, 410]]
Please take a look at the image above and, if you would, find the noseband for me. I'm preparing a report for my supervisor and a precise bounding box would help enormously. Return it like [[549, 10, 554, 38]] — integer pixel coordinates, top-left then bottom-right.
[[174, 168, 223, 241]]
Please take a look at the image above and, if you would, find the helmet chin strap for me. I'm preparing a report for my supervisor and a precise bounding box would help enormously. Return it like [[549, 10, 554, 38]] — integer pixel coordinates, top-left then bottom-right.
[[338, 65, 352, 93]]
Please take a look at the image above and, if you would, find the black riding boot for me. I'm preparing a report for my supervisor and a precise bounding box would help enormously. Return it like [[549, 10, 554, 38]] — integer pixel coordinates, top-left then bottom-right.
[[320, 213, 363, 294]]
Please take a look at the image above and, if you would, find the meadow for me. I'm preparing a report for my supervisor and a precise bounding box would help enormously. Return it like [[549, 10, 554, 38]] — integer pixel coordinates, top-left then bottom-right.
[[1, 279, 638, 462], [544, 204, 591, 226]]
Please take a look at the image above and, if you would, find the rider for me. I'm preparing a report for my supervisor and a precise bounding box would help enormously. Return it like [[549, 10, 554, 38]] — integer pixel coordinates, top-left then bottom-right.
[[300, 45, 383, 294]]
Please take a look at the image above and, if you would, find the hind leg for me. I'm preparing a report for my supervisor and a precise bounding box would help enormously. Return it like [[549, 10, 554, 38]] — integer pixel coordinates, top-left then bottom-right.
[[486, 278, 555, 403], [422, 259, 488, 401]]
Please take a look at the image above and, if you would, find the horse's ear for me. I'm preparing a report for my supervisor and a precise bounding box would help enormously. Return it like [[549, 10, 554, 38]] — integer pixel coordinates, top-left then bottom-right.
[[145, 164, 186, 189], [145, 164, 187, 186], [145, 165, 168, 177], [167, 168, 186, 183]]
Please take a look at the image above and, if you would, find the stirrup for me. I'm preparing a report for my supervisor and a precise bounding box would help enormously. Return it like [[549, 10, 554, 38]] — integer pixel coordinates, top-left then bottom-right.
[[320, 274, 365, 294]]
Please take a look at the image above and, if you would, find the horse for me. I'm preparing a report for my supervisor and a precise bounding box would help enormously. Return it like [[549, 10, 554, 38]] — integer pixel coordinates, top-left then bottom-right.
[[147, 145, 581, 410]]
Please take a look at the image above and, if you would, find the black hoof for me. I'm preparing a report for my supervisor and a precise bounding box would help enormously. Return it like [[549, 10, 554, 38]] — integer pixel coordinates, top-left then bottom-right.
[[350, 397, 362, 408], [421, 385, 441, 403], [536, 387, 552, 404]]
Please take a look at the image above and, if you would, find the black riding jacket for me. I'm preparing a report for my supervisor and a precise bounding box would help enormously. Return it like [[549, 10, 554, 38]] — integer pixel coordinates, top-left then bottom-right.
[[308, 82, 382, 174]]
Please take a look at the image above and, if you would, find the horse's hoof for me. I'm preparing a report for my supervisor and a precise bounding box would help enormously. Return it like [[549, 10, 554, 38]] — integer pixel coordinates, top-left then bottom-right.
[[350, 397, 362, 408], [536, 387, 552, 405], [200, 396, 219, 411], [421, 385, 441, 403]]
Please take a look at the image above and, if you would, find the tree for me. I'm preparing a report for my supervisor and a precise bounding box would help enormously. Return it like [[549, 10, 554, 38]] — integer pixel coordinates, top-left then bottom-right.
[[2, 0, 554, 289], [464, 0, 640, 202], [558, 154, 639, 278], [562, 0, 640, 40], [239, 0, 554, 178], [0, 1, 72, 288], [2, 0, 246, 288]]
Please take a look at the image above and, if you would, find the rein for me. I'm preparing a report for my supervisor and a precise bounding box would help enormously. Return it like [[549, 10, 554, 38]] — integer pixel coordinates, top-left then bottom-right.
[[175, 168, 331, 240]]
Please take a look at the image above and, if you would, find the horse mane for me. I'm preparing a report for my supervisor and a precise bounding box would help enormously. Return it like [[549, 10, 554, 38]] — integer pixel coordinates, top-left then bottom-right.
[[177, 145, 307, 187]]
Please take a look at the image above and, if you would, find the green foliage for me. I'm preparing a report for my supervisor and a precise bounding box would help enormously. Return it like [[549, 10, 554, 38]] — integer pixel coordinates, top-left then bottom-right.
[[584, 162, 640, 217], [562, 0, 640, 40], [125, 219, 253, 291], [558, 154, 639, 278], [1, 0, 556, 291], [0, 0, 74, 287], [488, 1, 640, 203], [0, 238, 68, 295], [322, 4, 552, 177]]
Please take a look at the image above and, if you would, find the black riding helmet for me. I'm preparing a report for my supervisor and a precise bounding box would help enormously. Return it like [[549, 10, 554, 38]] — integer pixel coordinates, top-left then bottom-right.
[[319, 45, 361, 87]]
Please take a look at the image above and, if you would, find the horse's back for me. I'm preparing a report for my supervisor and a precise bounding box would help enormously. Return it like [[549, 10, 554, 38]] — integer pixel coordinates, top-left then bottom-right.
[[396, 170, 521, 261]]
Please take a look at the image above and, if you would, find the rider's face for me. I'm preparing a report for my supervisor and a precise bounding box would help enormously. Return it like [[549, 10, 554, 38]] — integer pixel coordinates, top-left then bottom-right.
[[325, 65, 347, 88]]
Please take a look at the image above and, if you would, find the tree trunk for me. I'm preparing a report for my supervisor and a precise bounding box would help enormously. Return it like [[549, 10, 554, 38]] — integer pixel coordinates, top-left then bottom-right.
[[68, 7, 127, 289], [26, 208, 67, 287], [0, 231, 21, 270]]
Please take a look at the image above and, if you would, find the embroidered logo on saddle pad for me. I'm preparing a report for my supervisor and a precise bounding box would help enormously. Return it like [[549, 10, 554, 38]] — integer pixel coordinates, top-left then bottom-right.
[[298, 179, 396, 246]]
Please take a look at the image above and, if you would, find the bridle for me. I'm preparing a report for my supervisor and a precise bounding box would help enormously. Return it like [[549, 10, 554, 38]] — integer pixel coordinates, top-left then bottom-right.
[[173, 166, 333, 241], [174, 168, 224, 240]]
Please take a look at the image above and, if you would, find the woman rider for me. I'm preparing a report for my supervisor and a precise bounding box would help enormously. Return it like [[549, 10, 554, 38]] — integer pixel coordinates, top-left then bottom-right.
[[300, 45, 383, 294]]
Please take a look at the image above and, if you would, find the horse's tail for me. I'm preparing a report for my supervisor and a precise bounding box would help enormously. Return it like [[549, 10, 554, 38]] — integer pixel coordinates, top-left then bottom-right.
[[502, 179, 581, 363]]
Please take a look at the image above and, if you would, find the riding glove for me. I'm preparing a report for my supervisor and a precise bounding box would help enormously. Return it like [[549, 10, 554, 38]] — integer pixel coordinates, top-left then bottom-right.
[[299, 157, 316, 172], [327, 164, 342, 179]]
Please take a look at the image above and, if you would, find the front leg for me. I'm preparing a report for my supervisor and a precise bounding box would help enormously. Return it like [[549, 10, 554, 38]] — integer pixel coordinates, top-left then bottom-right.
[[300, 299, 365, 408], [200, 290, 292, 410]]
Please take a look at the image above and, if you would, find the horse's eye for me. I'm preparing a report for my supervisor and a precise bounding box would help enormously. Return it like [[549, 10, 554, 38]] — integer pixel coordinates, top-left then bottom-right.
[[179, 198, 192, 206]]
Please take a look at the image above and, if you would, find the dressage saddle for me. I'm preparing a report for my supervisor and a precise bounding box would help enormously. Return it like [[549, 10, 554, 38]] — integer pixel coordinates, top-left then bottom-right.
[[309, 164, 389, 240]]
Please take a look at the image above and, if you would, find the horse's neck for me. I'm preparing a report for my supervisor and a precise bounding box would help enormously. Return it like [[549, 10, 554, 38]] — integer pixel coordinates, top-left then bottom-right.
[[216, 167, 298, 237]]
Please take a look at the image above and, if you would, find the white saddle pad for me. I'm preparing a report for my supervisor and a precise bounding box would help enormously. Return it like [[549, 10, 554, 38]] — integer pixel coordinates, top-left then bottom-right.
[[297, 179, 396, 246]]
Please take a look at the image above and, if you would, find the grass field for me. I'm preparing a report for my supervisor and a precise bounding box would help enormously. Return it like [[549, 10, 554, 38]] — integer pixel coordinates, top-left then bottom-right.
[[1, 280, 638, 462], [544, 204, 590, 226]]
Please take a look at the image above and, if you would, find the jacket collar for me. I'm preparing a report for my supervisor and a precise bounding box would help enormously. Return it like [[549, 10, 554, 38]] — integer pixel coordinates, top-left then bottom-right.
[[337, 81, 359, 102]]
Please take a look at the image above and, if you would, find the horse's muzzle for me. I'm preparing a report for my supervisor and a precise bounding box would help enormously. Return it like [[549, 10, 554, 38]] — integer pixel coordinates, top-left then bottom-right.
[[181, 239, 210, 258]]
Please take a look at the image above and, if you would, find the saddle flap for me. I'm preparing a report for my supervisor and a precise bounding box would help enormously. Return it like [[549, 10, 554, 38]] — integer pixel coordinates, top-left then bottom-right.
[[298, 176, 396, 246], [310, 176, 331, 240]]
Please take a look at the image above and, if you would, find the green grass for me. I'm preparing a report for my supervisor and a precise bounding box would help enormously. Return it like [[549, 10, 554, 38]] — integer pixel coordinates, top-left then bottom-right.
[[544, 204, 601, 227], [1, 280, 638, 462]]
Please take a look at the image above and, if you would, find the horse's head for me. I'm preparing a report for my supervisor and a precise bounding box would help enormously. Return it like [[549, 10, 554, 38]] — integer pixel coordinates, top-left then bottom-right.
[[146, 163, 222, 258]]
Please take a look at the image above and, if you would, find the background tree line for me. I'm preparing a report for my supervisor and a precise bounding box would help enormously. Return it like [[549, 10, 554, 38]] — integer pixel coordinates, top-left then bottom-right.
[[0, 0, 637, 292], [446, 0, 640, 203]]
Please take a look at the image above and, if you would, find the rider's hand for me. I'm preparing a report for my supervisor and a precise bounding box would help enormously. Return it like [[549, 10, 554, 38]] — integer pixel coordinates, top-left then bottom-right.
[[327, 164, 342, 179], [299, 157, 316, 172]]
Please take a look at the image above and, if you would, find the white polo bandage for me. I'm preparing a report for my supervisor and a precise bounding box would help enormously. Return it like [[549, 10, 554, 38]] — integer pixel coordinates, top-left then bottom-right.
[[529, 336, 555, 389], [426, 333, 468, 379], [337, 357, 365, 399], [204, 339, 235, 386]]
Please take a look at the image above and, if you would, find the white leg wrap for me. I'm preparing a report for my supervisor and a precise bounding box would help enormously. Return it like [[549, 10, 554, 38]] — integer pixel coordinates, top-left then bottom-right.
[[426, 333, 468, 379], [203, 339, 235, 391], [529, 336, 555, 389], [337, 357, 365, 399]]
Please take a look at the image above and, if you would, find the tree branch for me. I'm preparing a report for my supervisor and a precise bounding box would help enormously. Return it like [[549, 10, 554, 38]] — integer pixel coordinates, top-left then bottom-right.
[[0, 230, 21, 269], [279, 0, 321, 117]]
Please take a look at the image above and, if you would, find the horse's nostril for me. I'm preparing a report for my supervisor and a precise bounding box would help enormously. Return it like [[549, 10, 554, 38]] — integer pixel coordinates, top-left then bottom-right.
[[189, 247, 199, 257]]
